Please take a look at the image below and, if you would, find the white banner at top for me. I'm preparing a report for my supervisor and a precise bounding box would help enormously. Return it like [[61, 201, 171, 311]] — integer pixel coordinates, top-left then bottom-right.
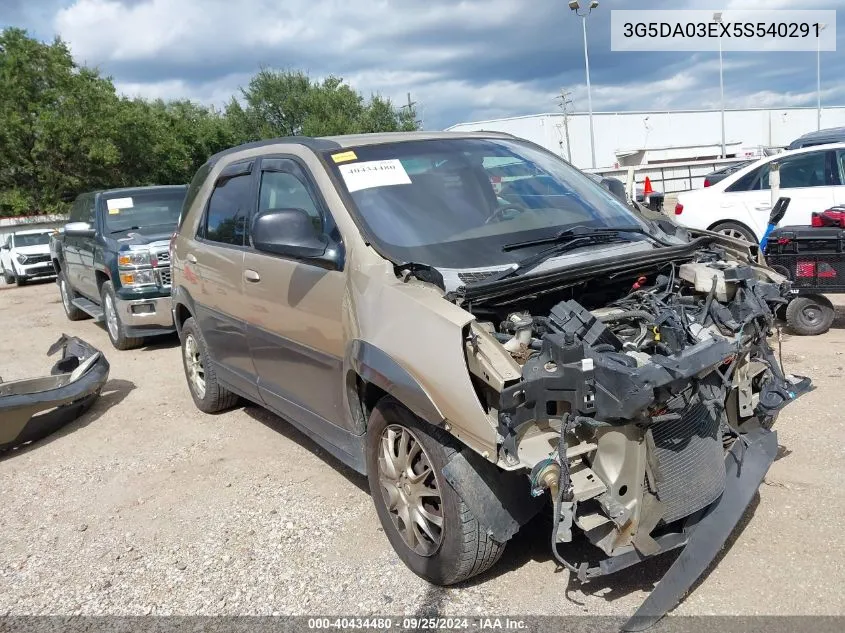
[[611, 9, 837, 52]]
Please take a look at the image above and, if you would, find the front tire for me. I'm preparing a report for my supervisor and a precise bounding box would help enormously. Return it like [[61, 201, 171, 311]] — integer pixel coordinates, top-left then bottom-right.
[[786, 295, 835, 336], [366, 397, 506, 585], [101, 281, 143, 350], [179, 316, 239, 413], [2, 266, 14, 284]]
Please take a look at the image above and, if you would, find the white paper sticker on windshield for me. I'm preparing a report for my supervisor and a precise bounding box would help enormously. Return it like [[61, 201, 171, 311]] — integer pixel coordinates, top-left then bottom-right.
[[106, 197, 134, 211], [339, 159, 411, 193]]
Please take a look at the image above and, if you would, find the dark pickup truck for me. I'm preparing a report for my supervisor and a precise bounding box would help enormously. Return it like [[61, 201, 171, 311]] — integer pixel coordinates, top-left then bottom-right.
[[51, 185, 187, 350]]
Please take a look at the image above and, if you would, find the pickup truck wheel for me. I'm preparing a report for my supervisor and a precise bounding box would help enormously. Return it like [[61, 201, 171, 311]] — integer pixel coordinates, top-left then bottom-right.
[[58, 271, 88, 321], [2, 267, 13, 284], [786, 295, 835, 336], [14, 272, 26, 286], [366, 397, 506, 585], [101, 281, 143, 350], [179, 317, 239, 413]]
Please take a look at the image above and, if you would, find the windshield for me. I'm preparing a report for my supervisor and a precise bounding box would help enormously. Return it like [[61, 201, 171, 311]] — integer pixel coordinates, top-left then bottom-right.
[[324, 138, 649, 268], [13, 232, 52, 247], [103, 190, 186, 233]]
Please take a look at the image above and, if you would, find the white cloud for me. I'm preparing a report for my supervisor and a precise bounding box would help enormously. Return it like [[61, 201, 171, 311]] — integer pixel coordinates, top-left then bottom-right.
[[47, 0, 844, 128]]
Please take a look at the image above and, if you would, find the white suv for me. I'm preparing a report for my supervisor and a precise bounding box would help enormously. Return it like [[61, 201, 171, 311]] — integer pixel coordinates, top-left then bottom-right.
[[1, 228, 57, 286], [674, 143, 845, 242]]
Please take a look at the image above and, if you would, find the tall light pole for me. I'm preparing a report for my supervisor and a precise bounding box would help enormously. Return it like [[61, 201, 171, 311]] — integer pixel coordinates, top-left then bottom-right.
[[713, 12, 726, 159], [569, 1, 598, 169], [817, 23, 827, 130]]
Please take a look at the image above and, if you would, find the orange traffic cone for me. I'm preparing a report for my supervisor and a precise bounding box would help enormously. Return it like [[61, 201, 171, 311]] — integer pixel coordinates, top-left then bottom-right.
[[643, 177, 654, 196]]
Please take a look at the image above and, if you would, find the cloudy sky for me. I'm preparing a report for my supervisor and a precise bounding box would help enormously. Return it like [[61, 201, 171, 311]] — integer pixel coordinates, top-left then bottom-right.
[[2, 0, 843, 129]]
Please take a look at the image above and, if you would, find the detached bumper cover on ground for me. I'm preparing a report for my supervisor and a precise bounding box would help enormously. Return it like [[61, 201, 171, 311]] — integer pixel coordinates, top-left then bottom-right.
[[622, 427, 779, 631], [0, 335, 110, 451]]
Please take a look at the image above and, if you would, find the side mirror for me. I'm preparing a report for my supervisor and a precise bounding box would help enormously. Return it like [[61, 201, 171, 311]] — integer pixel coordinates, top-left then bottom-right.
[[252, 208, 329, 260], [600, 177, 628, 203], [64, 222, 96, 238], [769, 197, 790, 226]]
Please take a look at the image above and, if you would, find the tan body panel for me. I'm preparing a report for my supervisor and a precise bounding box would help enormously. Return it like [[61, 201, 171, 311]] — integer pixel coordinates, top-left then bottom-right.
[[173, 138, 498, 458]]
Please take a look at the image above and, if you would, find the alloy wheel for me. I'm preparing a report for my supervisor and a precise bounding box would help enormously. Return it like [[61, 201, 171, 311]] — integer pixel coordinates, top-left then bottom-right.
[[60, 278, 72, 314], [716, 227, 752, 242], [104, 293, 119, 341], [184, 334, 206, 399], [377, 425, 444, 556]]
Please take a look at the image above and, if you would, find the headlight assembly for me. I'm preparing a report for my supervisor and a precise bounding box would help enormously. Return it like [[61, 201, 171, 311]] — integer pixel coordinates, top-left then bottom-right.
[[118, 250, 152, 268], [119, 269, 156, 287]]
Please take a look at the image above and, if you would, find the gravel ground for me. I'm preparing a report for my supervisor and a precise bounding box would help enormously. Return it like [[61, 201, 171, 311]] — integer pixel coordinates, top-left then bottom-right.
[[1, 279, 845, 619]]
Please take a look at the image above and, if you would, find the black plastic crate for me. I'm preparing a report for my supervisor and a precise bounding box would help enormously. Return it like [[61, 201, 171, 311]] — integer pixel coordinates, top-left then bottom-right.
[[764, 225, 845, 293]]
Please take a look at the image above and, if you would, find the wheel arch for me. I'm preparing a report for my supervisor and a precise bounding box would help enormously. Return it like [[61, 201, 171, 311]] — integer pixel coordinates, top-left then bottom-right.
[[345, 339, 445, 436], [171, 285, 197, 336], [707, 218, 759, 241]]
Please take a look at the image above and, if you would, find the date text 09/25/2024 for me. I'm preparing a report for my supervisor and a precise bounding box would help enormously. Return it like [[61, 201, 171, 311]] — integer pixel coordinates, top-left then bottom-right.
[[307, 617, 528, 630]]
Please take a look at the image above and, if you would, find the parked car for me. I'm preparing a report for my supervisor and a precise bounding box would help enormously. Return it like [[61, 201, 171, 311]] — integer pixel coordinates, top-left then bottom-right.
[[171, 132, 809, 629], [702, 160, 753, 188], [51, 185, 187, 350], [1, 228, 58, 286], [788, 126, 845, 150], [674, 143, 845, 243]]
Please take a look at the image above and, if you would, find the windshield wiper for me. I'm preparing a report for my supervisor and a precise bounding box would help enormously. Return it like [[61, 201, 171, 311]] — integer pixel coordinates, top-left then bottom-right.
[[503, 224, 669, 252], [480, 233, 628, 285]]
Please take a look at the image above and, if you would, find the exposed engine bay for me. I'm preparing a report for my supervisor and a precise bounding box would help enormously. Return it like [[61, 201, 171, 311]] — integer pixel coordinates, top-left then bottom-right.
[[461, 243, 811, 583]]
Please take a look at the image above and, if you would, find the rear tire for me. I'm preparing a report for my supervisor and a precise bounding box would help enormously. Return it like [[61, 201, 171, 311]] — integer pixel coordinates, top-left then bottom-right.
[[786, 295, 835, 336], [179, 316, 239, 413], [366, 397, 506, 585], [101, 281, 143, 350], [711, 221, 757, 244], [58, 270, 88, 321]]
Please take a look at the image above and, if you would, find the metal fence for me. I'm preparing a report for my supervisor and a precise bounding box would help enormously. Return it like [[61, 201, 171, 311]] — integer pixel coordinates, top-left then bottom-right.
[[587, 158, 753, 194]]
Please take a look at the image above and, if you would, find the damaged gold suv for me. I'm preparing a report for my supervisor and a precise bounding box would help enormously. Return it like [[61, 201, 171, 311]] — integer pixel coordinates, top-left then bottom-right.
[[171, 132, 810, 629]]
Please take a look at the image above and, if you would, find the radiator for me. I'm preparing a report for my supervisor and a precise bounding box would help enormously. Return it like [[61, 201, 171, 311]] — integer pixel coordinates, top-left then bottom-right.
[[650, 398, 727, 524]]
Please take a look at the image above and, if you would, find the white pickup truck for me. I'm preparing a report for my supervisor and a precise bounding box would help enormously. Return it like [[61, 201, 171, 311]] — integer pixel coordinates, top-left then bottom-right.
[[1, 228, 58, 286]]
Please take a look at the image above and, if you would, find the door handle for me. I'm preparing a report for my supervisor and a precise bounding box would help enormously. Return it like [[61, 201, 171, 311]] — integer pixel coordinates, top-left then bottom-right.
[[244, 269, 261, 283], [186, 253, 197, 264]]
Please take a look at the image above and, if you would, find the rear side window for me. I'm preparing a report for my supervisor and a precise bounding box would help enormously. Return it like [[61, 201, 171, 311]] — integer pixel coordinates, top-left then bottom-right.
[[69, 195, 93, 223], [726, 166, 765, 192], [727, 151, 830, 191], [770, 151, 829, 189], [203, 173, 253, 246], [180, 162, 212, 229]]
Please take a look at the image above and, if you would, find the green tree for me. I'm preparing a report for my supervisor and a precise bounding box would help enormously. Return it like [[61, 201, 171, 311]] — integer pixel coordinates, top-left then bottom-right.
[[225, 68, 419, 141], [0, 31, 420, 218]]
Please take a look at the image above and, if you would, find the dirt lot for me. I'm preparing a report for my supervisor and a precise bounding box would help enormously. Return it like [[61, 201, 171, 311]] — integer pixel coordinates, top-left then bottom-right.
[[2, 279, 845, 619]]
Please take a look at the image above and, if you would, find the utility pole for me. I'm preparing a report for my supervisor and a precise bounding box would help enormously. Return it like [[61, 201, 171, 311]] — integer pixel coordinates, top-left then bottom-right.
[[400, 92, 422, 129], [556, 89, 574, 162]]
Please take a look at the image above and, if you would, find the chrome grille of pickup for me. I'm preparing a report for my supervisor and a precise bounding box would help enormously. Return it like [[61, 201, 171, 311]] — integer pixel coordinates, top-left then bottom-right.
[[156, 266, 172, 287], [24, 254, 51, 265], [650, 397, 726, 524], [155, 250, 170, 266]]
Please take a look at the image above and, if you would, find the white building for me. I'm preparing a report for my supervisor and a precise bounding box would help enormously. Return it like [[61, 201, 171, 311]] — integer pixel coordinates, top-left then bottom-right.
[[447, 106, 845, 171]]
